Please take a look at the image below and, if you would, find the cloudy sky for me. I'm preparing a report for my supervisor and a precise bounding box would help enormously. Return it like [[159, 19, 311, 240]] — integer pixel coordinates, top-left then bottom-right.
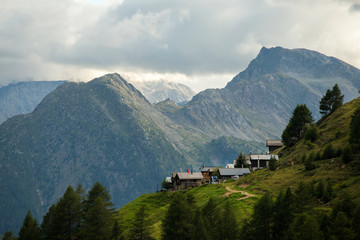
[[1, 0, 360, 92]]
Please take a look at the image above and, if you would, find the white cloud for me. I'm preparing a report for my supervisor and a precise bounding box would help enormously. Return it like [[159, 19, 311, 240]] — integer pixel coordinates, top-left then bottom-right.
[[0, 0, 360, 91]]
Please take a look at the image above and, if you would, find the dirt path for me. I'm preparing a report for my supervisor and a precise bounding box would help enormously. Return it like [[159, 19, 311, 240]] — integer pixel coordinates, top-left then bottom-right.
[[222, 186, 255, 200]]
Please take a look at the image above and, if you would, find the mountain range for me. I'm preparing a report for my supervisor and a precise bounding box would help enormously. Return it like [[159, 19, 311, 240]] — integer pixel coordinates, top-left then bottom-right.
[[1, 46, 360, 233], [0, 80, 196, 125]]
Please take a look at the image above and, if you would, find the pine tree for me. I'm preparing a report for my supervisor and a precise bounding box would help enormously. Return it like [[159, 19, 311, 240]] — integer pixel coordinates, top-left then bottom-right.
[[282, 104, 314, 146], [273, 188, 294, 240], [293, 182, 312, 213], [319, 84, 344, 117], [234, 152, 248, 168], [349, 106, 360, 151], [54, 185, 82, 240], [251, 192, 273, 240], [268, 156, 277, 171], [217, 201, 239, 240], [2, 231, 17, 240], [319, 89, 332, 116], [289, 213, 322, 240], [315, 180, 324, 199], [40, 185, 82, 240], [162, 193, 194, 240], [111, 220, 122, 240], [190, 210, 209, 240], [129, 205, 153, 240], [83, 197, 113, 240], [40, 204, 58, 240], [330, 84, 344, 113], [18, 211, 40, 240], [202, 197, 219, 240], [84, 182, 113, 213]]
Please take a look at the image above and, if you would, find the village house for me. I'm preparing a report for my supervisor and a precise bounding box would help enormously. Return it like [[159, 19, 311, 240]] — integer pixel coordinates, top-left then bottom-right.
[[199, 166, 217, 183], [246, 154, 279, 170], [266, 140, 283, 153], [218, 168, 251, 180], [171, 172, 204, 190]]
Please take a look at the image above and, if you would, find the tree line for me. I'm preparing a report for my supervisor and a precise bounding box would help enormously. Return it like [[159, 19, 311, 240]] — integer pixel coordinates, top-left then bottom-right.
[[2, 182, 123, 240]]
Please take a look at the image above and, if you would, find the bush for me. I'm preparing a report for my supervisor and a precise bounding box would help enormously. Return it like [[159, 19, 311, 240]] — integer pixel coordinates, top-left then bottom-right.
[[306, 140, 315, 149], [305, 154, 316, 170], [341, 146, 353, 164], [304, 124, 319, 142], [315, 151, 322, 161], [269, 157, 277, 171], [322, 143, 335, 159]]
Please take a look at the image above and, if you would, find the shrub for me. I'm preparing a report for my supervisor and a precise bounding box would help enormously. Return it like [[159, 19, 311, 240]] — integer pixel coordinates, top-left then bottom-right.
[[315, 151, 322, 161], [304, 124, 319, 142], [341, 146, 353, 164], [269, 157, 277, 171], [322, 143, 335, 159], [305, 155, 316, 170], [306, 140, 314, 149]]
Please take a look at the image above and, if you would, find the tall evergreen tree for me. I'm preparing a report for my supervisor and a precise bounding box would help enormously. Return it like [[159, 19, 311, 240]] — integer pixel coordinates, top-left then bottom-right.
[[83, 197, 113, 240], [40, 186, 82, 240], [217, 201, 239, 240], [349, 106, 360, 151], [111, 220, 121, 240], [2, 231, 17, 240], [84, 182, 113, 213], [289, 213, 322, 240], [202, 197, 219, 240], [162, 193, 194, 240], [273, 188, 294, 240], [18, 211, 40, 240], [319, 89, 332, 116], [234, 152, 248, 168], [250, 192, 274, 240], [190, 210, 209, 240], [319, 84, 344, 117], [330, 84, 344, 112], [129, 205, 153, 240], [54, 185, 82, 240], [282, 104, 314, 146]]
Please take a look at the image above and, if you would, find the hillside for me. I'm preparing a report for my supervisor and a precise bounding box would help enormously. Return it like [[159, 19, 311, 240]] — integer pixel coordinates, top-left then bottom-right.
[[0, 81, 65, 124], [114, 97, 360, 239]]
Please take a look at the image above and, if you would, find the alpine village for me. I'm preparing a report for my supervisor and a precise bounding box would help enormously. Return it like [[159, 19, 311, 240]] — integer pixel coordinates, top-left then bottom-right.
[[1, 49, 360, 240]]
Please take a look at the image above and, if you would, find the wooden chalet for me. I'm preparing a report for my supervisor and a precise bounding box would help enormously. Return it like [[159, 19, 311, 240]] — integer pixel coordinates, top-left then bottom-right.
[[171, 172, 204, 190], [247, 154, 279, 170], [199, 166, 217, 182], [218, 168, 250, 180], [266, 140, 283, 153]]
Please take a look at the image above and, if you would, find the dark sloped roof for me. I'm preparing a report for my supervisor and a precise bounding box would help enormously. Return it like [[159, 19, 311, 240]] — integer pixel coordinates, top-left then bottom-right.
[[218, 168, 250, 176], [266, 140, 283, 147]]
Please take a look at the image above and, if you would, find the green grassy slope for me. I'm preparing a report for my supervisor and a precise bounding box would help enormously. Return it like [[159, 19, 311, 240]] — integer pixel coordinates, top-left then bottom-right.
[[114, 97, 360, 239], [114, 182, 260, 239]]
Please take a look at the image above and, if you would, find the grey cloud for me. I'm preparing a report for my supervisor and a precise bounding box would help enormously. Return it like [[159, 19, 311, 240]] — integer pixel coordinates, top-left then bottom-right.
[[350, 3, 360, 12], [1, 0, 360, 87]]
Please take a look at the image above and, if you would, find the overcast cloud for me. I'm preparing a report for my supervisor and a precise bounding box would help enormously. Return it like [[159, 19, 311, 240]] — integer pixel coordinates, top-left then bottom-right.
[[1, 0, 360, 91]]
